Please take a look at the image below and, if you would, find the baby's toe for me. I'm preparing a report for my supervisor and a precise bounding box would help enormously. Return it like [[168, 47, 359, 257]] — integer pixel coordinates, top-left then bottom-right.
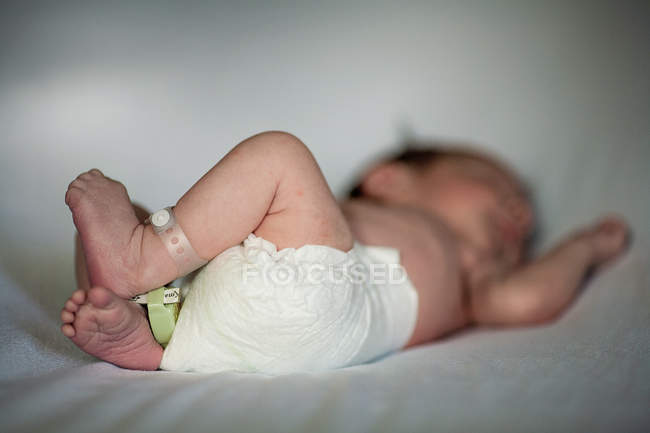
[[61, 309, 74, 323], [64, 299, 79, 312], [65, 182, 85, 207], [87, 286, 115, 309], [61, 323, 76, 338], [71, 289, 86, 304], [77, 169, 107, 184], [65, 170, 103, 205], [79, 169, 99, 181]]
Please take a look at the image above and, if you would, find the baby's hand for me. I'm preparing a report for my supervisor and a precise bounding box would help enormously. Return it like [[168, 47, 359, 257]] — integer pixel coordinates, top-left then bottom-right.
[[577, 216, 629, 267]]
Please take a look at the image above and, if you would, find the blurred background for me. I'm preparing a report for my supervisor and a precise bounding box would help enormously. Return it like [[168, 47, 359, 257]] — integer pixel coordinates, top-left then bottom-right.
[[1, 0, 648, 320]]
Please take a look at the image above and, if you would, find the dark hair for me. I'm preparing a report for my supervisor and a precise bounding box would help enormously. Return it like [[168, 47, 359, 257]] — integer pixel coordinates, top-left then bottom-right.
[[347, 143, 480, 198], [347, 139, 523, 199], [347, 141, 538, 253], [348, 147, 439, 197]]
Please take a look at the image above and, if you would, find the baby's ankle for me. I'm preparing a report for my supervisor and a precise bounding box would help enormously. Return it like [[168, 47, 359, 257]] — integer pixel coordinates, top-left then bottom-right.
[[133, 223, 182, 294]]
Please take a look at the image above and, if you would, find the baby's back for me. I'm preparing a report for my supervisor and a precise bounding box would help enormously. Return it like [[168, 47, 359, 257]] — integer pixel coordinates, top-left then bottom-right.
[[341, 199, 469, 344]]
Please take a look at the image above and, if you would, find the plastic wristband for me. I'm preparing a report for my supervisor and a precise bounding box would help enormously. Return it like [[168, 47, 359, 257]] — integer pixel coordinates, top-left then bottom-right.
[[131, 286, 180, 347], [146, 207, 208, 277]]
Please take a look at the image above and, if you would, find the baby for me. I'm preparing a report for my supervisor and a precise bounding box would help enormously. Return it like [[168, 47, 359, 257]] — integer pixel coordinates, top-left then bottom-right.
[[61, 131, 628, 372]]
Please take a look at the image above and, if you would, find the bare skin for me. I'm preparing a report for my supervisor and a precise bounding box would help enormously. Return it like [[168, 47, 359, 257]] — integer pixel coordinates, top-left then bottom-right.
[[345, 151, 629, 341], [62, 131, 629, 369], [62, 205, 163, 370], [62, 131, 352, 369], [467, 217, 629, 325], [61, 287, 162, 370], [65, 133, 352, 300], [344, 199, 628, 343]]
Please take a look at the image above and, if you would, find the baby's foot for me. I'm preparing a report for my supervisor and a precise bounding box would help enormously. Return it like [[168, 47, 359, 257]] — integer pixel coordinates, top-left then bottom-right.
[[583, 216, 629, 267], [61, 287, 163, 370], [66, 169, 145, 298]]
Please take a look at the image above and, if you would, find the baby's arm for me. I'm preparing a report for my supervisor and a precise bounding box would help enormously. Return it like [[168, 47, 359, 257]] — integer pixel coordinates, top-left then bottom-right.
[[469, 217, 628, 326]]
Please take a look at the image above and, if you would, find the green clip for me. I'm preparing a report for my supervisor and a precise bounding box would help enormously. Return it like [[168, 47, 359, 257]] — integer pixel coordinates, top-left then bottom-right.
[[146, 286, 180, 347]]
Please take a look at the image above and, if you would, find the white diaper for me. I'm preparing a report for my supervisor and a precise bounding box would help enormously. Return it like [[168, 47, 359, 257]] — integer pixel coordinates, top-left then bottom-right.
[[159, 234, 418, 374]]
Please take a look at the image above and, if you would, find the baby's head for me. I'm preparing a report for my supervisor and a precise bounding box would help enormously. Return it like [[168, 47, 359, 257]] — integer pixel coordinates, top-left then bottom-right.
[[350, 143, 535, 266]]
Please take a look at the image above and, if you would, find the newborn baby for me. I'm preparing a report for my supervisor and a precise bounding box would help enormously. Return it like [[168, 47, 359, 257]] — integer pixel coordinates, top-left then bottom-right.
[[61, 131, 628, 373]]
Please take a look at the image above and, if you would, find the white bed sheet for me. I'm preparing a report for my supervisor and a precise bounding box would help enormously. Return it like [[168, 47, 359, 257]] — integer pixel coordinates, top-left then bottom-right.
[[2, 240, 648, 433], [1, 2, 649, 432]]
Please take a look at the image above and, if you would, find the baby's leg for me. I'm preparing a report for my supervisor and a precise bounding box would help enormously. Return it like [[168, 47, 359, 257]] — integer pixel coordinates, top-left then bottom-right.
[[63, 204, 163, 370], [66, 131, 352, 299], [468, 217, 628, 326], [64, 131, 351, 369], [175, 131, 353, 254], [72, 204, 150, 292]]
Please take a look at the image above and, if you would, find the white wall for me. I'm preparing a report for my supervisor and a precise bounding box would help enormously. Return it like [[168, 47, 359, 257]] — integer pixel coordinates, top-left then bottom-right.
[[1, 1, 648, 311]]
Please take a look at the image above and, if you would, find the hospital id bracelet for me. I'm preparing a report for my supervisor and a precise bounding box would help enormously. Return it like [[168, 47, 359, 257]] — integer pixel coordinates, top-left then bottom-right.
[[145, 207, 208, 277], [131, 286, 180, 347]]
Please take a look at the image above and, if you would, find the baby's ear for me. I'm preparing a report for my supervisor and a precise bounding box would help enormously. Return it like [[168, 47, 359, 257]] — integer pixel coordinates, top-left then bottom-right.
[[361, 163, 414, 199]]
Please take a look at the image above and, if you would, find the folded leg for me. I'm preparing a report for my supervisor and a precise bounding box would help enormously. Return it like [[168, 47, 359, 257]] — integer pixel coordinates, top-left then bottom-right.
[[67, 131, 352, 299], [64, 131, 353, 369]]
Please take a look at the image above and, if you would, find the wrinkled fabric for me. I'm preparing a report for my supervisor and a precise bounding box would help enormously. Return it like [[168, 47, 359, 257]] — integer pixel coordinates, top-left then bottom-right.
[[160, 234, 418, 374]]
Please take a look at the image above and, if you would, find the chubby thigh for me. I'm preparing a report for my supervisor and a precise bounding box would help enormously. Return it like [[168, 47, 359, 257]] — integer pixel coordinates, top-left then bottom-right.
[[160, 234, 418, 374]]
